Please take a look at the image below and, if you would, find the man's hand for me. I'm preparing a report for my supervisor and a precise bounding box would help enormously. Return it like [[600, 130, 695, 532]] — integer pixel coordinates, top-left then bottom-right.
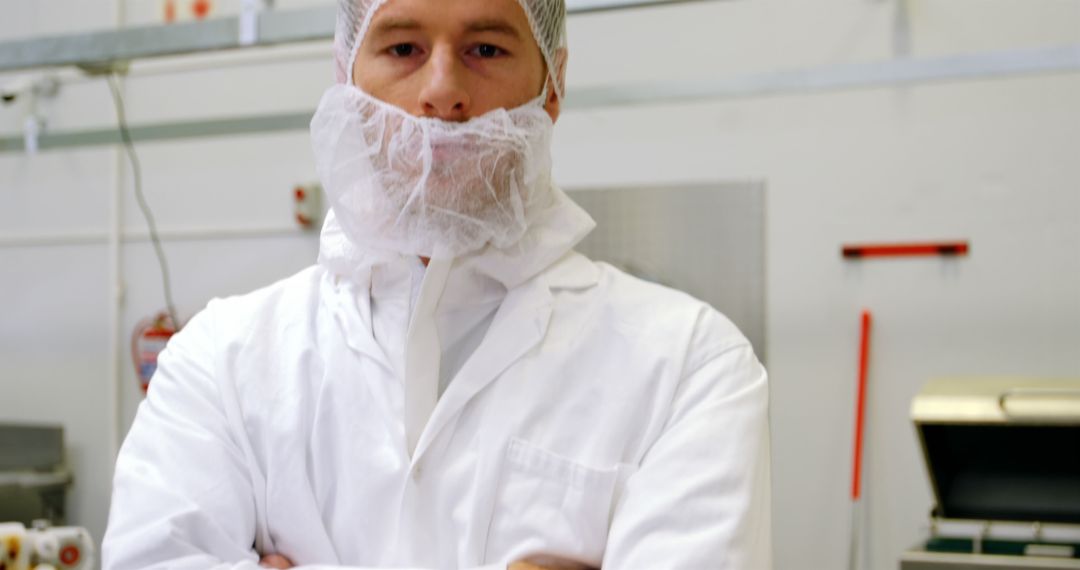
[[259, 554, 294, 569], [509, 563, 548, 570], [258, 554, 587, 569], [509, 559, 595, 570]]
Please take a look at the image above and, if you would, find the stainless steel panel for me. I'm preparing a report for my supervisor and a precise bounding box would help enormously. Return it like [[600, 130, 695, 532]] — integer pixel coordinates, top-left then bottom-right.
[[566, 183, 766, 361], [0, 423, 64, 470], [0, 423, 69, 525]]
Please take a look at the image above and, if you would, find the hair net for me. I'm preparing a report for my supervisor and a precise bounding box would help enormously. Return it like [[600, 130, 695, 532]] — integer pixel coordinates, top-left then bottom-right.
[[333, 0, 568, 98]]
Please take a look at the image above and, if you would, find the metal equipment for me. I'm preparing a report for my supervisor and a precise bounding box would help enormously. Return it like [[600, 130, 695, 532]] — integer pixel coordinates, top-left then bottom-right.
[[567, 183, 766, 361], [0, 521, 94, 570], [900, 377, 1080, 569], [0, 423, 72, 525]]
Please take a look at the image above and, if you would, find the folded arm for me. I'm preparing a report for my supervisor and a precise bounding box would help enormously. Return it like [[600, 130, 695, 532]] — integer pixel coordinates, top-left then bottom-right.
[[601, 327, 772, 569], [103, 304, 518, 570]]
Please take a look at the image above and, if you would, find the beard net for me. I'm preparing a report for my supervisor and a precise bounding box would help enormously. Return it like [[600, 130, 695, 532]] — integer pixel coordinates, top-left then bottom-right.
[[310, 84, 556, 259]]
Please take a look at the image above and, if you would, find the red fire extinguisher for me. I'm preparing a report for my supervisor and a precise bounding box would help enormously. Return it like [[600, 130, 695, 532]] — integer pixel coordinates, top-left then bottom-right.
[[131, 312, 179, 393]]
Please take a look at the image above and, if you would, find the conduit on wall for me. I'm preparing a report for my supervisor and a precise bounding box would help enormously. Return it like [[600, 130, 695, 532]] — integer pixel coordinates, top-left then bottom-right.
[[2, 44, 1079, 154], [0, 0, 714, 73]]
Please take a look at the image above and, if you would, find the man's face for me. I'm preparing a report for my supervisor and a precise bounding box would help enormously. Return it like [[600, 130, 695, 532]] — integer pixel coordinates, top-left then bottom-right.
[[352, 0, 561, 123]]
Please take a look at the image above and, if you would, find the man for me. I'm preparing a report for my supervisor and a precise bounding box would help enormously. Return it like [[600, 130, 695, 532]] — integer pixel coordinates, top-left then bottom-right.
[[103, 0, 772, 568]]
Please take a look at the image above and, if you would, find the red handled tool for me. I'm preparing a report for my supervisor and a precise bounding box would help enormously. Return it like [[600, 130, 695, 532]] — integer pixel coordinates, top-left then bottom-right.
[[848, 310, 872, 570], [842, 241, 969, 259]]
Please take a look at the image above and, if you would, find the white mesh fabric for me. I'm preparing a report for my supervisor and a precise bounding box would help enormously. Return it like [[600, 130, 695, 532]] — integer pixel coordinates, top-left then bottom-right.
[[332, 0, 568, 98], [516, 0, 568, 97], [310, 84, 556, 259]]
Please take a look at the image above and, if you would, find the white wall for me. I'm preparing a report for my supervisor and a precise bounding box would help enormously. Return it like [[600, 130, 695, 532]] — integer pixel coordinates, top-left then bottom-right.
[[2, 1, 1079, 568]]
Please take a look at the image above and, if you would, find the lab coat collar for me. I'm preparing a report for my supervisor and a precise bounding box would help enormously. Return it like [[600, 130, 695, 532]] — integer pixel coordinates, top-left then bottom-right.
[[411, 274, 553, 463], [319, 269, 395, 375], [316, 186, 599, 372], [541, 250, 601, 290], [318, 185, 600, 463], [409, 252, 600, 463], [316, 185, 597, 293], [454, 186, 597, 290]]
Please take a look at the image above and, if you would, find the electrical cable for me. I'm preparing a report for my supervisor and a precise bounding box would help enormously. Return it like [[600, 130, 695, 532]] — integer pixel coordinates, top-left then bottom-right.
[[106, 73, 180, 330]]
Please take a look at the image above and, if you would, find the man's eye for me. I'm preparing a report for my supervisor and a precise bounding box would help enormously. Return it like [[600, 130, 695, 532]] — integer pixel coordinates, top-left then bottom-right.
[[471, 44, 505, 58], [390, 43, 416, 57]]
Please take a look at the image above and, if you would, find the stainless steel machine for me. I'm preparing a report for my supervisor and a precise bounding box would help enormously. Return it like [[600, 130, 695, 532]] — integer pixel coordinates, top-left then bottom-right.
[[0, 422, 72, 525], [0, 424, 92, 570], [0, 521, 95, 570], [901, 377, 1080, 569]]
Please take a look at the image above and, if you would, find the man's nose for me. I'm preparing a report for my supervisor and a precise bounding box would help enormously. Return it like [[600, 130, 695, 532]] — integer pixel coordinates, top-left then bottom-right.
[[418, 48, 470, 121]]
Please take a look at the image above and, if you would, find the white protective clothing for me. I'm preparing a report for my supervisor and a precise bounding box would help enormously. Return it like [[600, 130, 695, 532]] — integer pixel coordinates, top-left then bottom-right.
[[107, 0, 770, 564], [310, 84, 555, 259], [334, 0, 567, 98], [103, 186, 773, 569]]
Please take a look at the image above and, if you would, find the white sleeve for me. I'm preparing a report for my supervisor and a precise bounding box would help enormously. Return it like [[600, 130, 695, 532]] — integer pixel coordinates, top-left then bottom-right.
[[103, 303, 266, 570], [294, 567, 504, 570], [601, 323, 773, 569], [102, 303, 506, 570]]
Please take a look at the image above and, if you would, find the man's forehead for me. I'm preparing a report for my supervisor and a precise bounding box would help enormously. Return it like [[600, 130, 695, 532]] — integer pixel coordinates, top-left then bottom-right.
[[364, 0, 533, 41], [368, 15, 525, 41]]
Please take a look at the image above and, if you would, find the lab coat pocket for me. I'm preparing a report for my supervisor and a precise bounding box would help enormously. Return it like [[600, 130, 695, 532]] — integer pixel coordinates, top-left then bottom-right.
[[484, 437, 619, 566]]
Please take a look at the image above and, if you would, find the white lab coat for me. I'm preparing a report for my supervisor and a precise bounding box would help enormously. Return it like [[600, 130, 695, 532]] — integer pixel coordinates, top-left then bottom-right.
[[104, 192, 772, 570]]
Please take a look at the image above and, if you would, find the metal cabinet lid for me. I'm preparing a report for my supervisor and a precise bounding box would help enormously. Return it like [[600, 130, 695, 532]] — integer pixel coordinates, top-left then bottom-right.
[[912, 377, 1080, 425], [912, 378, 1080, 524]]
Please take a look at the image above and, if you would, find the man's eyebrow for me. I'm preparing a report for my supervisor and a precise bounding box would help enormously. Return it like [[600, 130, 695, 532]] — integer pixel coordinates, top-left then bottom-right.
[[463, 19, 524, 41], [367, 16, 524, 41], [368, 17, 422, 36]]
